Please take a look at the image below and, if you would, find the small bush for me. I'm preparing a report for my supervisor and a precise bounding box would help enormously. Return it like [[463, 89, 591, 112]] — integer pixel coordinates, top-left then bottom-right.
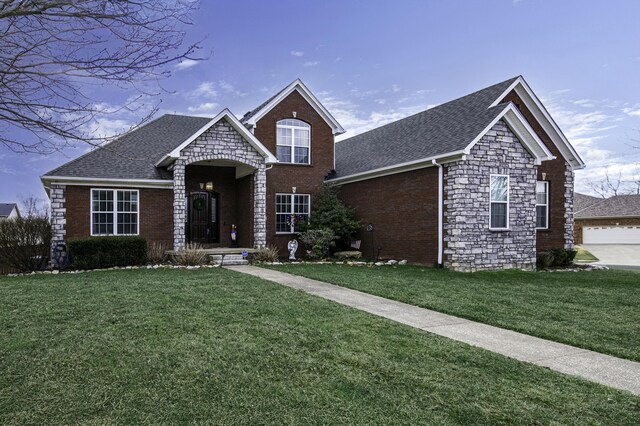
[[252, 245, 280, 263], [147, 241, 170, 264], [537, 248, 578, 269], [69, 236, 147, 270], [172, 243, 209, 266], [0, 217, 52, 272], [297, 228, 337, 259], [334, 251, 362, 260]]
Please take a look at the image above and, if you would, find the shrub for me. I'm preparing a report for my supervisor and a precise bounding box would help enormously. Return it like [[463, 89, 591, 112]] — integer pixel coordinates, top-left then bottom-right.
[[69, 236, 147, 270], [252, 245, 280, 263], [147, 241, 170, 264], [0, 217, 52, 272], [297, 228, 337, 259], [296, 186, 361, 249], [171, 243, 209, 266], [536, 248, 578, 269], [334, 250, 362, 260], [536, 251, 555, 269]]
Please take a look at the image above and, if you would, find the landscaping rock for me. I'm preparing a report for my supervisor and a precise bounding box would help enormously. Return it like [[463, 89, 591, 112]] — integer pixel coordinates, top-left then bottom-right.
[[386, 260, 398, 265], [334, 251, 362, 260], [399, 260, 408, 265]]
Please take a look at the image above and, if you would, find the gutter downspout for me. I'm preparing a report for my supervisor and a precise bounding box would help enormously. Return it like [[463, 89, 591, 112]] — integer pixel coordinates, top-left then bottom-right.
[[432, 159, 444, 267]]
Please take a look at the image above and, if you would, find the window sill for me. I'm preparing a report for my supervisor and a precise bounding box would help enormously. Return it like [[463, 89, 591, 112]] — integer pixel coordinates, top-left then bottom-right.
[[275, 232, 297, 236], [275, 162, 313, 167], [536, 228, 551, 232], [489, 228, 510, 232]]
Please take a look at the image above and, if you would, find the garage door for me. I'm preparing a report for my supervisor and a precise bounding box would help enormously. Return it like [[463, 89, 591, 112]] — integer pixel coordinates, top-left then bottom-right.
[[583, 226, 640, 244]]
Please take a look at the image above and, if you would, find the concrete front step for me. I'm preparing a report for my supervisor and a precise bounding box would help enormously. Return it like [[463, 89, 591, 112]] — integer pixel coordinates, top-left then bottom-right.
[[210, 254, 248, 266]]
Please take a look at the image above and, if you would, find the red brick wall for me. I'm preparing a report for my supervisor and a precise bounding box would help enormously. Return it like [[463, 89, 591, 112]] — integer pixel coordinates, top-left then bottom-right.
[[337, 168, 440, 265], [574, 217, 640, 244], [253, 90, 335, 255], [502, 91, 570, 252], [65, 185, 173, 244]]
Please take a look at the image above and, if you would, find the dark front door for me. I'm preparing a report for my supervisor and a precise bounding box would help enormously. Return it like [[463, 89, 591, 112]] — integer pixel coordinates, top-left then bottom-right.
[[188, 191, 219, 244]]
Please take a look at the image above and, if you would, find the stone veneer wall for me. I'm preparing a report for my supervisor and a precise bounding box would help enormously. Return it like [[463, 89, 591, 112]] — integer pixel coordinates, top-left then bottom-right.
[[444, 120, 537, 272], [50, 184, 67, 267], [563, 162, 575, 249], [172, 118, 267, 250]]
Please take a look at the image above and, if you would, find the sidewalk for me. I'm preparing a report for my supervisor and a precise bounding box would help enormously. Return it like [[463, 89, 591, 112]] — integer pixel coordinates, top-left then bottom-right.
[[226, 265, 640, 396]]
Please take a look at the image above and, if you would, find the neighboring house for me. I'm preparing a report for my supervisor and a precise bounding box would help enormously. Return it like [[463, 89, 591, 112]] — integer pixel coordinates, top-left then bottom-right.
[[0, 203, 20, 220], [574, 193, 640, 244], [42, 75, 584, 271]]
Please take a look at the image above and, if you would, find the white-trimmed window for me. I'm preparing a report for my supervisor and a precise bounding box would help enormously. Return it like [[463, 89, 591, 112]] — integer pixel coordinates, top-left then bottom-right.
[[276, 119, 310, 164], [275, 193, 310, 233], [91, 189, 139, 236], [489, 174, 509, 230], [536, 181, 549, 229]]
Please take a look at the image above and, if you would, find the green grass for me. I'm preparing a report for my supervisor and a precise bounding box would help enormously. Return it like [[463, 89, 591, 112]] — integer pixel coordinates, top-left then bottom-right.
[[575, 246, 599, 262], [266, 264, 640, 362], [0, 269, 638, 424]]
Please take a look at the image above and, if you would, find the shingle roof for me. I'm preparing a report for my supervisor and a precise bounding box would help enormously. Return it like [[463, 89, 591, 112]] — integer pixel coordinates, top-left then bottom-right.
[[241, 85, 289, 123], [574, 193, 603, 212], [44, 114, 211, 180], [0, 203, 18, 217], [575, 194, 640, 219], [334, 77, 520, 178]]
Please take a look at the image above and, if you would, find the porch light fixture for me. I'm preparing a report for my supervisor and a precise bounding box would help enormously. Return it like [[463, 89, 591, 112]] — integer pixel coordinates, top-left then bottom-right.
[[292, 186, 297, 194], [205, 181, 214, 192]]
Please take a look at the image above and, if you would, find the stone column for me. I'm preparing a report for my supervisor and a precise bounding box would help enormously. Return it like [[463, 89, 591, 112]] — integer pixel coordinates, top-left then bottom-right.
[[253, 164, 267, 249], [564, 162, 575, 250], [50, 184, 67, 267], [173, 159, 187, 251]]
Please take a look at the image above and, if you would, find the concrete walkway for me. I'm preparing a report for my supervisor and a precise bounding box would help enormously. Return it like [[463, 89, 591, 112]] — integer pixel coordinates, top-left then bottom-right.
[[226, 265, 640, 396]]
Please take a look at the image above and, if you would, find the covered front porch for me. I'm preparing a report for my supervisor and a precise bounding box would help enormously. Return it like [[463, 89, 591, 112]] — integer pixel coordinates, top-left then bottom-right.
[[161, 111, 276, 252]]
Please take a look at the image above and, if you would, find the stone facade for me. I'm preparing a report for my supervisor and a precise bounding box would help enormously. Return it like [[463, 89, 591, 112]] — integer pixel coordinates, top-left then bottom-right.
[[50, 184, 67, 267], [563, 162, 575, 249], [172, 118, 267, 250], [444, 120, 538, 272]]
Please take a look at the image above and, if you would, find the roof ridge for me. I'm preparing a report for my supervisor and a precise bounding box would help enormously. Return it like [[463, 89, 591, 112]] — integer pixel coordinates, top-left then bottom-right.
[[336, 76, 520, 144]]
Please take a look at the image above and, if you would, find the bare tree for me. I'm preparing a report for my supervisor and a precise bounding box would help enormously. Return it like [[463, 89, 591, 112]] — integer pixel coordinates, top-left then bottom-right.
[[19, 194, 49, 218], [0, 0, 202, 154], [587, 170, 636, 198]]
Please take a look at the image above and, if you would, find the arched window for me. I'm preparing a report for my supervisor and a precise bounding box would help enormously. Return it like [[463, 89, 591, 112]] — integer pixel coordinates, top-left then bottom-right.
[[276, 119, 310, 164]]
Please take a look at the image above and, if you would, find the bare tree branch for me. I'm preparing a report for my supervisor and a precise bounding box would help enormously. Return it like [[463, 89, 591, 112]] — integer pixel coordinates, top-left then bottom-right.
[[0, 0, 204, 154]]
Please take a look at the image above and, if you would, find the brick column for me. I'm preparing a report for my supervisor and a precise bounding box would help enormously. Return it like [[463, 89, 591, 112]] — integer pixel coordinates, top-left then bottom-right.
[[173, 159, 187, 250], [253, 164, 267, 248]]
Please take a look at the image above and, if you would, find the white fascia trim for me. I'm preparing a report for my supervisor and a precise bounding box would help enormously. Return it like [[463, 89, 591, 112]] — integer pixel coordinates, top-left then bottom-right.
[[326, 151, 465, 185], [576, 215, 640, 220], [490, 77, 586, 169], [463, 104, 555, 165], [244, 80, 346, 135], [41, 175, 173, 189], [156, 108, 278, 167]]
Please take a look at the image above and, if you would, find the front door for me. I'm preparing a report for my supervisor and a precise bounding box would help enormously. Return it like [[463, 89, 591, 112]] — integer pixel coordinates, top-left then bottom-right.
[[188, 191, 219, 244]]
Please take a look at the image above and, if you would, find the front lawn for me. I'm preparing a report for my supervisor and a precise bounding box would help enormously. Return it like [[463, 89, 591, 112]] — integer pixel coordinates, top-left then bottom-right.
[[0, 269, 638, 424], [267, 264, 640, 362]]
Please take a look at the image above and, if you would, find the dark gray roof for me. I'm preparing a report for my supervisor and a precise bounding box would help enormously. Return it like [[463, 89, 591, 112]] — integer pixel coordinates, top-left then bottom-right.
[[575, 194, 640, 218], [334, 77, 520, 178], [574, 193, 603, 212], [44, 114, 211, 180], [241, 84, 289, 123], [0, 203, 18, 217]]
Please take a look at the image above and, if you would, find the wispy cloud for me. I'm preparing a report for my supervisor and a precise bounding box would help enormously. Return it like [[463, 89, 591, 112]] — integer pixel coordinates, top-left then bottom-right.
[[175, 59, 200, 70], [290, 50, 304, 57], [191, 82, 217, 98], [391, 84, 401, 93], [187, 102, 219, 114], [622, 106, 640, 117], [218, 80, 247, 97], [303, 61, 319, 67]]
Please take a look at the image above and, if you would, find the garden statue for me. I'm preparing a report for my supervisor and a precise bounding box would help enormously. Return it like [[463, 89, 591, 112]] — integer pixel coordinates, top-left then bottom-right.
[[231, 224, 238, 247], [288, 239, 298, 260]]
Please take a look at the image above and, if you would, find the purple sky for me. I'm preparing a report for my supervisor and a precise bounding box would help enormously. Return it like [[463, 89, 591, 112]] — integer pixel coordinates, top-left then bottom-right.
[[2, 0, 640, 205]]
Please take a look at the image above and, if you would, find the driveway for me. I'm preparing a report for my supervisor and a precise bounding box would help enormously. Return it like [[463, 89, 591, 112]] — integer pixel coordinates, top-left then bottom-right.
[[580, 244, 640, 268]]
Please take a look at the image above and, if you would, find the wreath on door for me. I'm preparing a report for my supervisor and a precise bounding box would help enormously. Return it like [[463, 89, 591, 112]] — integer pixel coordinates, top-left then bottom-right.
[[193, 198, 206, 211]]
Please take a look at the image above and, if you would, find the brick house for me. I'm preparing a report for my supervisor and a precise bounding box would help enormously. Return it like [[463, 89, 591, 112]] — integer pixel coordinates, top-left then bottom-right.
[[574, 193, 640, 244], [42, 76, 585, 271]]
